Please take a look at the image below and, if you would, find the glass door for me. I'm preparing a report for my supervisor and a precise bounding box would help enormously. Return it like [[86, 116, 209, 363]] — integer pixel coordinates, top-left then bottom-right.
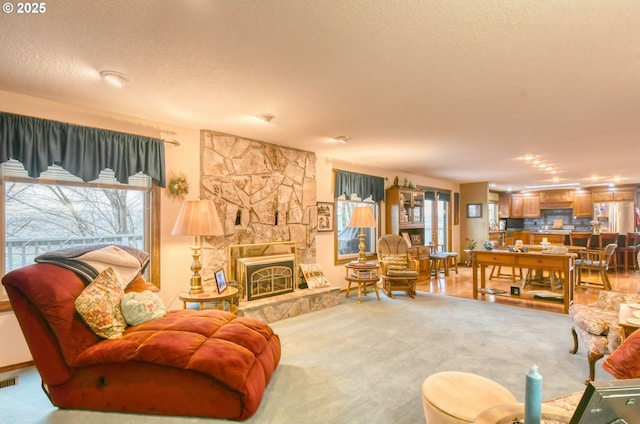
[[423, 190, 451, 250]]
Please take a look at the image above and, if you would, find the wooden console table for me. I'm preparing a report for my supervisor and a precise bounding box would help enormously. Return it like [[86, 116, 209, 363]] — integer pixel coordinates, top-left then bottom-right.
[[472, 250, 576, 313]]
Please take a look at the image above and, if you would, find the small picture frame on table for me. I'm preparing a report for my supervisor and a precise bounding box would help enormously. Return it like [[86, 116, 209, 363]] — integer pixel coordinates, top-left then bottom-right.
[[510, 286, 520, 296], [317, 202, 334, 232], [214, 269, 227, 294]]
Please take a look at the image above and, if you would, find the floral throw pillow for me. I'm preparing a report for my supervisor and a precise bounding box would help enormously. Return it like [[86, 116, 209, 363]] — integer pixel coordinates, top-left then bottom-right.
[[299, 263, 331, 288], [75, 267, 126, 339]]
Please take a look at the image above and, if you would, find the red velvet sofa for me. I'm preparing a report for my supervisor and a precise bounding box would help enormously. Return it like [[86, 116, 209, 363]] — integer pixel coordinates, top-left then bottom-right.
[[2, 263, 281, 420]]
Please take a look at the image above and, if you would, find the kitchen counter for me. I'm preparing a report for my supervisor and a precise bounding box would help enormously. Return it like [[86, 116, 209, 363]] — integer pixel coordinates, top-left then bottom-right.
[[531, 232, 569, 245]]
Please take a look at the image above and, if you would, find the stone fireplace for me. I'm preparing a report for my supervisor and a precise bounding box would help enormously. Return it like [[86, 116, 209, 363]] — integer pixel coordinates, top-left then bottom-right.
[[237, 254, 295, 301], [196, 130, 317, 292]]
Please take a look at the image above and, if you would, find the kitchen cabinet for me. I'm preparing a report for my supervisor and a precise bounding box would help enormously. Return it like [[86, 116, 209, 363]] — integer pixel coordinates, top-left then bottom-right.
[[385, 187, 425, 244], [593, 189, 636, 203], [573, 191, 592, 217], [498, 194, 510, 218], [522, 195, 540, 218], [510, 195, 523, 217], [508, 194, 539, 218], [539, 190, 573, 203]]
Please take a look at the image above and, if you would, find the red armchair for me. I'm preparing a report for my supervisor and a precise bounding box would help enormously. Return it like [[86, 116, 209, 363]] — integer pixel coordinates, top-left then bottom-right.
[[2, 263, 281, 420]]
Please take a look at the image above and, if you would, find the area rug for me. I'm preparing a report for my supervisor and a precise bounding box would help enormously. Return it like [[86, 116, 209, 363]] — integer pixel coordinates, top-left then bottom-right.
[[1, 291, 611, 424]]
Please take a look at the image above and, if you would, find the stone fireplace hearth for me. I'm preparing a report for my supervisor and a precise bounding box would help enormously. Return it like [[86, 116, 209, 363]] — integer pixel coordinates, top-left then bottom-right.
[[229, 241, 340, 322]]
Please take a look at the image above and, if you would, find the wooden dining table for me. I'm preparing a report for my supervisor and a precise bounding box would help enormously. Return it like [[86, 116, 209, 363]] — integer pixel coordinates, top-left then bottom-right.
[[472, 249, 577, 313]]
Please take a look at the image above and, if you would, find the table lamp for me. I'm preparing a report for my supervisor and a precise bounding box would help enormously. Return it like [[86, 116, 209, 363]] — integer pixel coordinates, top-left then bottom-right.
[[348, 205, 377, 264], [171, 199, 224, 294]]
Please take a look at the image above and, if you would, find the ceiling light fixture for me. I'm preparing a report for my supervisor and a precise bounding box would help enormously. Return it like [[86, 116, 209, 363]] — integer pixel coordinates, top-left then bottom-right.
[[524, 182, 580, 189], [335, 136, 350, 144], [100, 70, 128, 88], [257, 113, 275, 123]]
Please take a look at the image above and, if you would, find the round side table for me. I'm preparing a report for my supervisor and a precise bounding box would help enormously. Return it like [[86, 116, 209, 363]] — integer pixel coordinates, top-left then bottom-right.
[[344, 261, 380, 303], [473, 402, 572, 424], [179, 286, 239, 314]]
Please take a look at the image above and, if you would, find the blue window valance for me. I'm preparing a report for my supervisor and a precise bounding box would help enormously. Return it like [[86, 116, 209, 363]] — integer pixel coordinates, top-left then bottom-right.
[[0, 112, 166, 187], [424, 191, 451, 202], [334, 170, 385, 202], [438, 192, 451, 202]]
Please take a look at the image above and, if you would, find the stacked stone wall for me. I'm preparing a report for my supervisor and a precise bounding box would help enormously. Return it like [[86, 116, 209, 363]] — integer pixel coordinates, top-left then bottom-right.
[[199, 130, 317, 289]]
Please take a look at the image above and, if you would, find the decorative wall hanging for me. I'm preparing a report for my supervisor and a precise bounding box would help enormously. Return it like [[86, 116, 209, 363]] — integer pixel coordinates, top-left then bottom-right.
[[167, 172, 189, 200]]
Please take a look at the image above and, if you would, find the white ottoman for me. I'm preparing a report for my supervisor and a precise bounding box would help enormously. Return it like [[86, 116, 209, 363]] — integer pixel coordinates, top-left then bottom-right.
[[421, 371, 517, 424]]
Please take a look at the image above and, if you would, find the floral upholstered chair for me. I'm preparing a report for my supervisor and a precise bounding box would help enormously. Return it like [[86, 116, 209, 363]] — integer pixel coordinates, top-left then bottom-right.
[[378, 234, 420, 299], [569, 290, 640, 383]]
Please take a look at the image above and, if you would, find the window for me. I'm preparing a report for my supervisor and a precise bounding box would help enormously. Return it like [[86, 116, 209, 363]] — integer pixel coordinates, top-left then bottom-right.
[[424, 190, 451, 249], [334, 198, 379, 264], [0, 160, 159, 303]]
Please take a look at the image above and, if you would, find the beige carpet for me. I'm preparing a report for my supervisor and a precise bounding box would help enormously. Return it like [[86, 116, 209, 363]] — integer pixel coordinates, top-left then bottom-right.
[[0, 291, 610, 424]]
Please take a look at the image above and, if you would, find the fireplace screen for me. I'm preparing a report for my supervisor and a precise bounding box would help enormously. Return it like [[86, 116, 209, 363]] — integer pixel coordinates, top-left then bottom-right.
[[237, 254, 295, 301]]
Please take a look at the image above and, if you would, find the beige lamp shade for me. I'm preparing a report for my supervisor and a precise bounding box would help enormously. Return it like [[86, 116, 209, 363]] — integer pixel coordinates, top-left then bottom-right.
[[348, 205, 376, 228], [348, 206, 376, 263], [171, 199, 223, 295], [171, 199, 223, 236]]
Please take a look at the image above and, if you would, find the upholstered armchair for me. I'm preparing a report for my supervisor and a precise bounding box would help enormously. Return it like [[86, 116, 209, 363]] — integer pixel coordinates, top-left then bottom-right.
[[575, 243, 617, 290], [569, 290, 640, 383], [378, 234, 420, 299]]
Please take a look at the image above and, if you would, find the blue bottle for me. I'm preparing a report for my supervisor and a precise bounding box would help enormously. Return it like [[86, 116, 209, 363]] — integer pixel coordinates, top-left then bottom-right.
[[525, 365, 542, 424]]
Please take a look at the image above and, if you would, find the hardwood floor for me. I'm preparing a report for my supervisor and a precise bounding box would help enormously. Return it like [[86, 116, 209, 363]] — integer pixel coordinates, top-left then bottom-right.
[[415, 263, 640, 313]]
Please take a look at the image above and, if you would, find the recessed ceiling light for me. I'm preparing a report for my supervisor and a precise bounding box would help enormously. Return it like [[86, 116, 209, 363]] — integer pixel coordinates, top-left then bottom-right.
[[335, 136, 350, 144], [256, 113, 275, 123], [100, 70, 128, 88]]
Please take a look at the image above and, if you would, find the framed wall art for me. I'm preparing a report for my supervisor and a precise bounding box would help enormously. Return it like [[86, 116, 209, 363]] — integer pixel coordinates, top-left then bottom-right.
[[467, 203, 482, 218], [317, 202, 334, 232]]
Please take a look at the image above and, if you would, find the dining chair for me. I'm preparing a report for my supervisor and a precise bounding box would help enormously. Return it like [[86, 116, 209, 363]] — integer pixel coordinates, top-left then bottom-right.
[[617, 232, 640, 272], [598, 233, 619, 269], [570, 232, 593, 248], [575, 243, 618, 290]]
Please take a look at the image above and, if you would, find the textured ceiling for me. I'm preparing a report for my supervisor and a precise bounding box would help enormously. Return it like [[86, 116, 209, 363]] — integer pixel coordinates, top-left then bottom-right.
[[1, 0, 639, 191]]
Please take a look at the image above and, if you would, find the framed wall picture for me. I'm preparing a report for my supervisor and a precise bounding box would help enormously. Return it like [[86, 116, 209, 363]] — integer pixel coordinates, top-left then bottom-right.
[[467, 203, 482, 218], [317, 202, 334, 232], [214, 269, 227, 294]]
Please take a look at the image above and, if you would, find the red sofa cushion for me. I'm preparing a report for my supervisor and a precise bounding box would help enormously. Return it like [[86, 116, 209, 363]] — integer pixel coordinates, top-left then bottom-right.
[[73, 309, 276, 393]]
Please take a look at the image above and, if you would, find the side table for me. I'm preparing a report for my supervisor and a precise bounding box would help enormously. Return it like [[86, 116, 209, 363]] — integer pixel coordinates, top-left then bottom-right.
[[179, 286, 239, 314], [344, 261, 381, 303], [619, 303, 640, 341], [473, 402, 572, 423]]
